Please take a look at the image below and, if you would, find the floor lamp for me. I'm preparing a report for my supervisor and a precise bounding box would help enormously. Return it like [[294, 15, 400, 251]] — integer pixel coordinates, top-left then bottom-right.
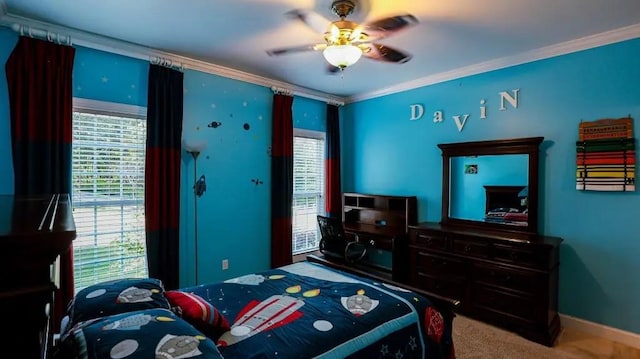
[[184, 140, 207, 285]]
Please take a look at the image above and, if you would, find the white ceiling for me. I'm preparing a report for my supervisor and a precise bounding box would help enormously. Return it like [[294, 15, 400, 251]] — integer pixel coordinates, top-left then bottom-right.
[[2, 0, 640, 101]]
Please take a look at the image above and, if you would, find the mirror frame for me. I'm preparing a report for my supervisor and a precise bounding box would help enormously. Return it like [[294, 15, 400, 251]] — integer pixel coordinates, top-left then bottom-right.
[[438, 137, 543, 237]]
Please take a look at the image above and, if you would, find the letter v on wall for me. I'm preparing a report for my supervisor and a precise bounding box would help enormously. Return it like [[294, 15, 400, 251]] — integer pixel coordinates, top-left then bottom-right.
[[452, 114, 470, 132]]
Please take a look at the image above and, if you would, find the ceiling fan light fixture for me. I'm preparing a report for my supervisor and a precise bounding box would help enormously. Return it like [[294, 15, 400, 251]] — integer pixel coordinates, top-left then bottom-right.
[[323, 44, 362, 69]]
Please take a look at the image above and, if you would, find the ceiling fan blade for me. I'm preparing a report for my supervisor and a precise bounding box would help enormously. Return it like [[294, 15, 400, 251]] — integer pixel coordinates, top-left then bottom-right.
[[349, 26, 364, 42], [266, 43, 326, 57], [361, 14, 418, 40], [362, 43, 412, 63], [285, 9, 331, 34], [328, 23, 341, 43]]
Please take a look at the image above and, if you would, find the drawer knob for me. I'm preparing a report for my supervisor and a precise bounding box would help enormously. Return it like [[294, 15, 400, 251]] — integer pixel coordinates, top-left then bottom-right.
[[464, 245, 472, 252], [510, 252, 519, 260], [369, 239, 375, 246], [426, 238, 433, 244]]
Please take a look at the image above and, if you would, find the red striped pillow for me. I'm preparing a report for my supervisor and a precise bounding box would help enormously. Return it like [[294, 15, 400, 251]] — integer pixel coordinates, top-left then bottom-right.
[[165, 290, 230, 340]]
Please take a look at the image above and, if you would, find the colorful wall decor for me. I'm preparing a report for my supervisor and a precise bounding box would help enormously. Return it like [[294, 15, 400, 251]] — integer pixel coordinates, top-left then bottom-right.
[[576, 117, 636, 191]]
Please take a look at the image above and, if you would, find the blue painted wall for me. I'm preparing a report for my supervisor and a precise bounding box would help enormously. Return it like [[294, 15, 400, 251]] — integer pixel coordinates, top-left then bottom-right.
[[180, 70, 272, 287], [73, 46, 148, 106], [342, 38, 640, 334], [180, 73, 326, 287]]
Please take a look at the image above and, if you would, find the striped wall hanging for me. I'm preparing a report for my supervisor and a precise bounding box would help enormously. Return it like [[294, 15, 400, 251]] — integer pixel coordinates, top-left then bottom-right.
[[576, 117, 635, 191]]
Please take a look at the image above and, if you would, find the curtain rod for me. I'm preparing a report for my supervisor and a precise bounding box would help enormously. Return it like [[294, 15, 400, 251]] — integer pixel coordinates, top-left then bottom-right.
[[11, 24, 182, 71], [271, 86, 344, 106], [271, 86, 294, 96], [150, 55, 184, 71], [11, 23, 72, 46]]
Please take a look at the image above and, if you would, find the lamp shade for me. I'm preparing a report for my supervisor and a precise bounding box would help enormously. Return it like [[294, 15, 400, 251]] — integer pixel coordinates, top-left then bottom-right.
[[183, 139, 207, 154], [323, 45, 362, 68]]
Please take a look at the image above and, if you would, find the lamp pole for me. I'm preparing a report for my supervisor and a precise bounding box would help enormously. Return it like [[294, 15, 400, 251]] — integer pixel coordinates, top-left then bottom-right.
[[189, 150, 200, 285], [184, 139, 206, 286]]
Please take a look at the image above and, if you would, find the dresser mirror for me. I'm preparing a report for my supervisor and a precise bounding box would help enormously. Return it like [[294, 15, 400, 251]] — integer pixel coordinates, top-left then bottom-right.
[[438, 137, 543, 236]]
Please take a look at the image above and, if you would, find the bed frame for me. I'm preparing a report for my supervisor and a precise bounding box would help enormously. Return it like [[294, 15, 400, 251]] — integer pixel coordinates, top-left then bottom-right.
[[307, 254, 460, 314]]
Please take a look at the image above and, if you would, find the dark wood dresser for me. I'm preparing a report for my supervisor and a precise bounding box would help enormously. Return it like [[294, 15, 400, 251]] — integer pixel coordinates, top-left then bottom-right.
[[0, 194, 76, 358], [408, 222, 562, 346]]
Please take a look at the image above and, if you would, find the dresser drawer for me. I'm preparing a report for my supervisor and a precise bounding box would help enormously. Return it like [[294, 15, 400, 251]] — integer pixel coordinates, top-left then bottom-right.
[[410, 230, 447, 250], [493, 244, 548, 268], [473, 286, 536, 321], [413, 251, 466, 278], [473, 262, 545, 294], [414, 272, 465, 302], [452, 236, 489, 259]]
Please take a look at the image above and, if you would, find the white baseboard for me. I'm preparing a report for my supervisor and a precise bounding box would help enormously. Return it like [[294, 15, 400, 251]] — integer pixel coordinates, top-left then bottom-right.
[[560, 314, 640, 349]]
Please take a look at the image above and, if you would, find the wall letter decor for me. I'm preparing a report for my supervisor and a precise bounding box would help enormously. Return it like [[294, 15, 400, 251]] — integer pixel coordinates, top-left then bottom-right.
[[409, 88, 521, 132], [433, 110, 444, 123], [499, 89, 519, 110], [409, 104, 424, 120], [452, 114, 470, 132]]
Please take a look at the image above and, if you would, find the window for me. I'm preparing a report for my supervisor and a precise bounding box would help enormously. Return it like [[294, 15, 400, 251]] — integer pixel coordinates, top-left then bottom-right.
[[292, 129, 325, 254], [71, 99, 148, 293]]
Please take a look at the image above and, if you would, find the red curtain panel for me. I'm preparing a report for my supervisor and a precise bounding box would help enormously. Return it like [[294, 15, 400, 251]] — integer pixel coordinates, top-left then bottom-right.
[[325, 104, 342, 218], [145, 64, 184, 290], [270, 94, 294, 268]]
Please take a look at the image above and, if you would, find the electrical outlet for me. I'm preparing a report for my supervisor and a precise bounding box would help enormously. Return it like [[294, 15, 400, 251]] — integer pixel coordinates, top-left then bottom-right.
[[222, 259, 229, 270]]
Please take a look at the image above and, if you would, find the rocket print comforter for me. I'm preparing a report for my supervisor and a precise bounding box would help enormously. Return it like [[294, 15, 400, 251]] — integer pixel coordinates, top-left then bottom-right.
[[190, 261, 456, 358]]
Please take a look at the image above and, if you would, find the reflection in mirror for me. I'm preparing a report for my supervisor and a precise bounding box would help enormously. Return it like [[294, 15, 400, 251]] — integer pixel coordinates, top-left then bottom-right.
[[439, 137, 542, 236], [449, 154, 529, 226]]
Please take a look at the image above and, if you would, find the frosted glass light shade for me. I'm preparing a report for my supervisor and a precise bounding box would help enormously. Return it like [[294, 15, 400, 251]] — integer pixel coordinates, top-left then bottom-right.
[[323, 45, 362, 68], [183, 139, 207, 153]]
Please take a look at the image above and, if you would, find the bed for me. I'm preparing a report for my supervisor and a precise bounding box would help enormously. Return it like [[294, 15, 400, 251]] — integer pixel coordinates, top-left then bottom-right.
[[55, 260, 456, 358]]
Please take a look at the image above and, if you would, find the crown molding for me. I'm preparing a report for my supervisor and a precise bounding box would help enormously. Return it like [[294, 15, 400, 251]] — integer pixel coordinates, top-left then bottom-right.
[[0, 12, 347, 105], [346, 23, 640, 103]]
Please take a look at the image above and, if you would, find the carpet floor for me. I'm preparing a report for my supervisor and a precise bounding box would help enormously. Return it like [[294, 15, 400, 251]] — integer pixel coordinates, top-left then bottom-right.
[[452, 315, 581, 359]]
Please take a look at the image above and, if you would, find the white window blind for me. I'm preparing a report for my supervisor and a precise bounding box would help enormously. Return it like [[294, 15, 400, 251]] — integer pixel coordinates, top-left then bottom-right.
[[292, 131, 325, 254], [71, 107, 147, 293]]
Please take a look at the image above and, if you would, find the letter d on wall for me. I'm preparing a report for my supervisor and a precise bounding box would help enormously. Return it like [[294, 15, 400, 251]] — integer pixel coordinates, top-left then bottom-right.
[[409, 104, 424, 121]]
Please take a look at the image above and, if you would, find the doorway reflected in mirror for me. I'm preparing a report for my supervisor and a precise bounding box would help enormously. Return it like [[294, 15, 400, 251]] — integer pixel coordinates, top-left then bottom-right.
[[450, 154, 528, 224]]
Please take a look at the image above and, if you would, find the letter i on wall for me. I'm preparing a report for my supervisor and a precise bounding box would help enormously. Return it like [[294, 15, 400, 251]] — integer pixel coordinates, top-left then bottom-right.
[[480, 99, 487, 119]]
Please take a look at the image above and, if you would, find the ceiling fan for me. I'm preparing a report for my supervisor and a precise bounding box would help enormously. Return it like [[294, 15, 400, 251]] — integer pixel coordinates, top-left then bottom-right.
[[266, 0, 418, 72]]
